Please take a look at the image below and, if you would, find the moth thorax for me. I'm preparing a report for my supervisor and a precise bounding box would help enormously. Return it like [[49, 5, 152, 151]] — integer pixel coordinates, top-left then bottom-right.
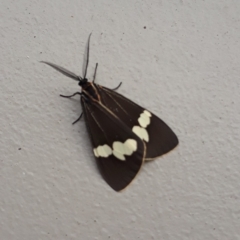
[[82, 82, 99, 100]]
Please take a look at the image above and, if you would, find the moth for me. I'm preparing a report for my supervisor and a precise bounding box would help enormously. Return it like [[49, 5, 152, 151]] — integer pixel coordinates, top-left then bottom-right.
[[41, 34, 178, 191]]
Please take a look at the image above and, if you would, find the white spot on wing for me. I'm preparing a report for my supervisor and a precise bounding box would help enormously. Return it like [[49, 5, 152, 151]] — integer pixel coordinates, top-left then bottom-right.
[[112, 142, 126, 161], [133, 110, 151, 142], [144, 110, 151, 117], [112, 139, 138, 160], [124, 139, 137, 155], [93, 139, 137, 161], [94, 144, 112, 158], [132, 126, 149, 142], [93, 148, 99, 157], [138, 112, 150, 128], [113, 142, 125, 154], [113, 151, 125, 161]]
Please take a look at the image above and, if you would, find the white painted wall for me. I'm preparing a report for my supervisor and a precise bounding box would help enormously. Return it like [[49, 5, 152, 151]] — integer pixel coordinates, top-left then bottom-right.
[[1, 0, 240, 239]]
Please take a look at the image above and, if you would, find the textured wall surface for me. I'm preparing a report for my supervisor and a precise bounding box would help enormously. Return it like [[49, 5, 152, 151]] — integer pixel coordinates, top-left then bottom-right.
[[1, 0, 240, 239]]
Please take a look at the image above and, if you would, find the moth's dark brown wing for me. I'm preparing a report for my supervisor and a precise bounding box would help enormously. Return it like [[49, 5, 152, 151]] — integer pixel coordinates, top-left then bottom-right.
[[96, 86, 178, 160], [81, 98, 145, 191]]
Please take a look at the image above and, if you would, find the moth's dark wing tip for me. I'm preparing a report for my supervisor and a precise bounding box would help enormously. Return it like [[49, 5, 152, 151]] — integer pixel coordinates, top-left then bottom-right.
[[108, 182, 126, 192], [169, 131, 179, 151], [96, 156, 144, 192], [170, 128, 179, 145], [144, 115, 179, 160], [175, 134, 179, 146], [145, 133, 178, 161], [159, 125, 179, 154]]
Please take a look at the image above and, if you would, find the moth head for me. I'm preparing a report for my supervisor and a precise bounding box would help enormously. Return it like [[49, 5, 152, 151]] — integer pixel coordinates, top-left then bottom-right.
[[78, 77, 88, 86]]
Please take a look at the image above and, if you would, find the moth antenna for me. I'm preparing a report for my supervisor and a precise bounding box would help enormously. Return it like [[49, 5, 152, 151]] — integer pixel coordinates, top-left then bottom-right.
[[93, 63, 98, 83], [82, 33, 92, 79], [40, 61, 81, 81]]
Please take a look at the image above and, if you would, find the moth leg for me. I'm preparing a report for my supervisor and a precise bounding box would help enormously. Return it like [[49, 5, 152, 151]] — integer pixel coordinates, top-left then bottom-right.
[[93, 63, 98, 83], [72, 112, 83, 125], [111, 82, 122, 91], [60, 92, 83, 124], [60, 92, 82, 98]]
